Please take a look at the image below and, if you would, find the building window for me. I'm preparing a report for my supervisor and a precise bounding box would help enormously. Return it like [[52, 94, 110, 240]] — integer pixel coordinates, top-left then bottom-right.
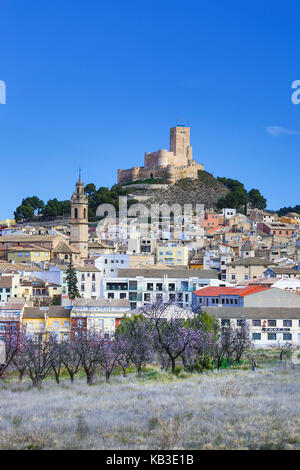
[[252, 319, 261, 327], [252, 333, 261, 340], [221, 319, 230, 327], [268, 320, 276, 327], [283, 320, 292, 327], [237, 319, 245, 327], [268, 333, 277, 340], [283, 333, 292, 341]]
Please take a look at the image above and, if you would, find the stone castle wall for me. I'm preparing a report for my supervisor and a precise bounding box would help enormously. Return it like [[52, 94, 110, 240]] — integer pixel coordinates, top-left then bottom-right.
[[117, 126, 204, 185], [118, 161, 204, 185]]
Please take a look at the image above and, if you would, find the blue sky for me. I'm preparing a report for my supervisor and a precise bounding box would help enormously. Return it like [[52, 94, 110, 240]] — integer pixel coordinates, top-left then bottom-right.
[[0, 0, 300, 219]]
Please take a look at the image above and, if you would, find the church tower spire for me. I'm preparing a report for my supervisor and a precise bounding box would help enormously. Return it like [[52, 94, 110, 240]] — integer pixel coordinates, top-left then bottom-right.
[[70, 175, 88, 262]]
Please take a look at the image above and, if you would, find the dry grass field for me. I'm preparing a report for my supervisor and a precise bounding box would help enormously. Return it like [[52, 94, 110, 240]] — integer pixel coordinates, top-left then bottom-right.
[[0, 359, 300, 450]]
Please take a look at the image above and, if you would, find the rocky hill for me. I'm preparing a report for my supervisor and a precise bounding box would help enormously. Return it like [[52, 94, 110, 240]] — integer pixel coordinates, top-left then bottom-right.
[[130, 171, 229, 209]]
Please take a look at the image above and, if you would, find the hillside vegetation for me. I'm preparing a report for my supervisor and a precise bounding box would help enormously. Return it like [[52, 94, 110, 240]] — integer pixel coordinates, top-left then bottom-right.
[[13, 172, 267, 222]]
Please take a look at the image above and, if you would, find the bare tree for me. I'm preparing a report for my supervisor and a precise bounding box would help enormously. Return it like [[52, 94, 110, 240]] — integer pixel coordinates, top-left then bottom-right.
[[113, 336, 132, 377], [75, 330, 102, 384], [49, 334, 63, 384], [269, 340, 295, 361], [98, 337, 118, 381], [22, 333, 56, 388], [60, 338, 81, 383], [0, 330, 20, 379], [233, 320, 252, 363]]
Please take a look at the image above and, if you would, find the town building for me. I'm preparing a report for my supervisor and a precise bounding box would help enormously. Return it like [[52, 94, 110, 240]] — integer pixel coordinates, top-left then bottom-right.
[[103, 268, 230, 310], [156, 244, 189, 266], [226, 257, 275, 284], [70, 298, 130, 338], [0, 301, 25, 342], [7, 245, 51, 263], [192, 285, 270, 309], [204, 307, 300, 346]]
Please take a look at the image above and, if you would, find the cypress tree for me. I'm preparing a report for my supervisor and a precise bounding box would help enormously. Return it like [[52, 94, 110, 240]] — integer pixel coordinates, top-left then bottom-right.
[[66, 257, 80, 299]]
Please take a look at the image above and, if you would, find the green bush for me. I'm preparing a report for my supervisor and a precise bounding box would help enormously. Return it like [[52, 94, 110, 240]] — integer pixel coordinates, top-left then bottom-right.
[[173, 366, 184, 376], [185, 356, 213, 373]]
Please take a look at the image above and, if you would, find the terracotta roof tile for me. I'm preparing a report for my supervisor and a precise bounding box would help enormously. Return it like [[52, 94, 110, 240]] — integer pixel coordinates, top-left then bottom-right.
[[193, 286, 270, 297]]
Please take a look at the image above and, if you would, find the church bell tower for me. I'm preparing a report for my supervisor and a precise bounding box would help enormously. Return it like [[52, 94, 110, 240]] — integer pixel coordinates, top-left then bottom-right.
[[70, 174, 88, 261]]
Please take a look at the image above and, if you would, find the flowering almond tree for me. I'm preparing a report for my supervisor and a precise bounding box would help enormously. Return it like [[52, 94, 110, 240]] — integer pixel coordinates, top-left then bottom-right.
[[141, 300, 197, 373], [75, 330, 102, 384], [116, 314, 154, 376]]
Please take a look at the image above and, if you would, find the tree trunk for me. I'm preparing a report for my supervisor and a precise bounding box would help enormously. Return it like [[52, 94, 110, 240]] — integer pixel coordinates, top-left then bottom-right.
[[86, 371, 94, 385], [33, 377, 42, 389], [18, 369, 25, 383], [105, 370, 111, 382], [171, 357, 176, 374]]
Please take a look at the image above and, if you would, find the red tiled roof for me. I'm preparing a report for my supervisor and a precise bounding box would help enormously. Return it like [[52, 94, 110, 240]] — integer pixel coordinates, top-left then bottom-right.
[[193, 286, 270, 297]]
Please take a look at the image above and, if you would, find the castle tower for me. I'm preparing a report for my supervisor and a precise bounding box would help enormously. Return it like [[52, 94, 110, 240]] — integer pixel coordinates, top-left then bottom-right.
[[170, 126, 193, 162], [70, 175, 89, 261]]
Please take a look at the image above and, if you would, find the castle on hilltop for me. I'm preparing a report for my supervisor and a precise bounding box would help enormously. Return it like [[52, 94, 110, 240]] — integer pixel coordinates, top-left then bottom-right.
[[117, 126, 204, 185]]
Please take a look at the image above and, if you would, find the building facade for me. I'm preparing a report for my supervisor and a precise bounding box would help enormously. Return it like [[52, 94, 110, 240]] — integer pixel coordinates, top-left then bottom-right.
[[103, 268, 229, 310]]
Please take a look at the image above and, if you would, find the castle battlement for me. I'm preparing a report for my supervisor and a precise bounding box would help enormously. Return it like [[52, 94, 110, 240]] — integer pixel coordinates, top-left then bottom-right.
[[118, 126, 204, 185]]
